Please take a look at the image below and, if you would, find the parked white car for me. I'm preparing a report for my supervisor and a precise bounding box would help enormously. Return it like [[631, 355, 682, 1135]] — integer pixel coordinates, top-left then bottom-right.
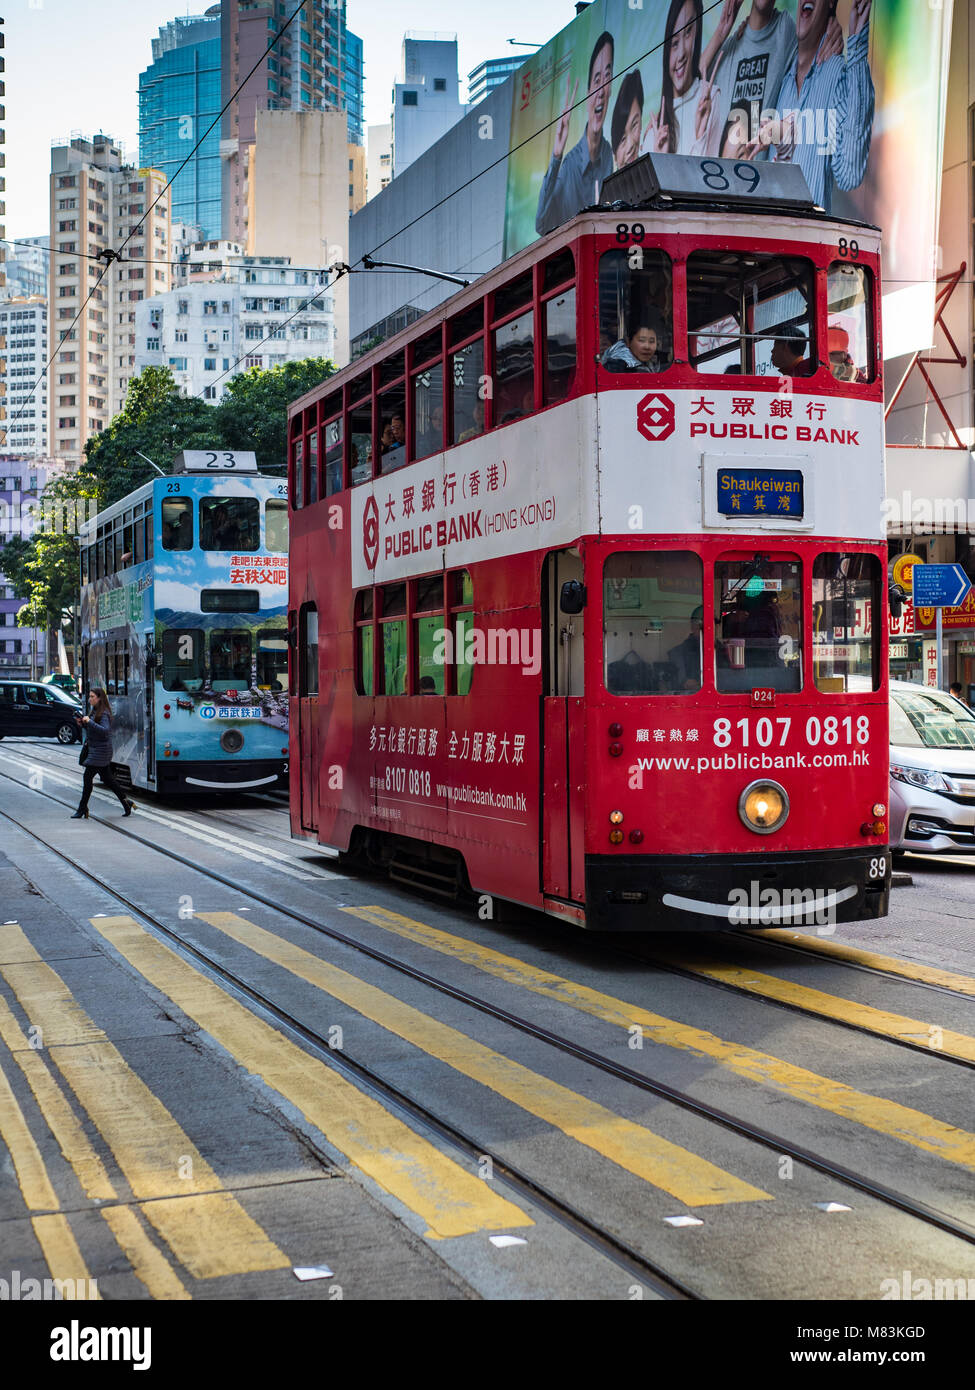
[[889, 680, 975, 854]]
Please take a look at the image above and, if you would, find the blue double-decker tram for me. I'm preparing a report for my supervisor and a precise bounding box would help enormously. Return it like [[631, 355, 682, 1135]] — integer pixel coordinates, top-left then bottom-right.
[[79, 451, 290, 795]]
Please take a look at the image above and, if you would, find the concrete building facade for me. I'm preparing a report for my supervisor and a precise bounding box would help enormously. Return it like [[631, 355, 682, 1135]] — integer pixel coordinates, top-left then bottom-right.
[[366, 122, 392, 202], [392, 34, 468, 179], [135, 254, 335, 400], [0, 298, 48, 456], [0, 457, 65, 677], [48, 135, 172, 465]]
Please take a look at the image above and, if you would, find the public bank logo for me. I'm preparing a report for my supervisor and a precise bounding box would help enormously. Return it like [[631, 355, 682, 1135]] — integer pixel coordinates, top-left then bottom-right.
[[200, 705, 216, 719], [637, 392, 676, 443], [363, 495, 380, 570]]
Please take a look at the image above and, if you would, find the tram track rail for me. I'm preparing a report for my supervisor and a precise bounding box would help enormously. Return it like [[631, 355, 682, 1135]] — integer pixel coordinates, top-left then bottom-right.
[[2, 758, 975, 1261]]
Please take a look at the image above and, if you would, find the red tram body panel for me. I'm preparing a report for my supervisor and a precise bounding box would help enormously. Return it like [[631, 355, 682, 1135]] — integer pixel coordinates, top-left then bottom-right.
[[288, 192, 891, 930]]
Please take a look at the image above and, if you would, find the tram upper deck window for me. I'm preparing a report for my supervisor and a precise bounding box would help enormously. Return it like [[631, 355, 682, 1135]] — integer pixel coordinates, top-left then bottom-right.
[[687, 253, 815, 377], [598, 248, 673, 374], [266, 499, 288, 553], [323, 415, 343, 495], [379, 385, 407, 474], [603, 552, 703, 696], [349, 389, 373, 485], [715, 559, 802, 693], [451, 339, 485, 445], [813, 553, 880, 692], [162, 497, 192, 550], [827, 263, 874, 384], [493, 308, 534, 423], [200, 497, 259, 551]]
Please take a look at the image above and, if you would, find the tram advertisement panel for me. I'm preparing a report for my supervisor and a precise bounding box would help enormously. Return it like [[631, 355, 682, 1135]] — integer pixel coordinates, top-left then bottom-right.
[[504, 0, 953, 336]]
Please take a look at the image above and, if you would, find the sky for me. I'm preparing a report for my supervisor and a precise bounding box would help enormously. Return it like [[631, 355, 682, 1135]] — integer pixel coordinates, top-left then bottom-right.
[[3, 0, 576, 242]]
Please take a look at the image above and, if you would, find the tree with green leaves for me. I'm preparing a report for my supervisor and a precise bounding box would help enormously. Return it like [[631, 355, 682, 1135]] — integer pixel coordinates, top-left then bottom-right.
[[213, 357, 335, 473], [84, 366, 221, 509]]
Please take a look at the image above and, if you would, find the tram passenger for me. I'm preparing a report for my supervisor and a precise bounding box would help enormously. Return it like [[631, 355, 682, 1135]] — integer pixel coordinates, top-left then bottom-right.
[[770, 327, 815, 378], [667, 605, 704, 691], [70, 687, 135, 820], [602, 322, 663, 373], [827, 325, 866, 383], [419, 676, 438, 694], [458, 400, 485, 443]]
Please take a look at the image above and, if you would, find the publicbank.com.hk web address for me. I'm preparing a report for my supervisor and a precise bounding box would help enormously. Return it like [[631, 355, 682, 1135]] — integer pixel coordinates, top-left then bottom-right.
[[637, 750, 871, 774], [437, 784, 527, 812]]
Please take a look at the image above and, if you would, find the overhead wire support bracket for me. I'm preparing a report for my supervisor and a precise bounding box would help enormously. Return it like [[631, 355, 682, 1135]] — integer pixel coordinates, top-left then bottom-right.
[[359, 254, 470, 289]]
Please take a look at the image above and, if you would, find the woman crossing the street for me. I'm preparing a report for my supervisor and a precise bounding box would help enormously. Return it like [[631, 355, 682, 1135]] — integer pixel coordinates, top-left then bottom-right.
[[71, 687, 134, 819]]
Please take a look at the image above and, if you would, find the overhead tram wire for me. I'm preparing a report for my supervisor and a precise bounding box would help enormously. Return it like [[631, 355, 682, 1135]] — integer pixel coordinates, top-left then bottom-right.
[[0, 1, 309, 449], [356, 0, 729, 272]]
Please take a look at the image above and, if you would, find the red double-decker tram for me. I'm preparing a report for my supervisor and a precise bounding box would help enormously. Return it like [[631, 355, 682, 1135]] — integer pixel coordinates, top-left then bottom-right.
[[288, 157, 891, 930]]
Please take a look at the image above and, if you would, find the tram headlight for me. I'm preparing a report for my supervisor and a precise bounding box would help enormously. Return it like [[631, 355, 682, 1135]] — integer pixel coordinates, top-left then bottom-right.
[[738, 780, 789, 835]]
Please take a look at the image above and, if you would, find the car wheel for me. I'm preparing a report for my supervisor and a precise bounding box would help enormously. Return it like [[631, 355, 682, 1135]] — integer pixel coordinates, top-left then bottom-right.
[[56, 722, 77, 745]]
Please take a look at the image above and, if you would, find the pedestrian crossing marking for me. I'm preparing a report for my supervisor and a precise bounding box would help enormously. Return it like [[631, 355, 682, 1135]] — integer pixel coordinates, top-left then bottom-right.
[[197, 910, 770, 1206], [89, 914, 530, 1239], [0, 922, 289, 1279], [635, 948, 975, 1063], [750, 930, 975, 996], [343, 906, 975, 1173]]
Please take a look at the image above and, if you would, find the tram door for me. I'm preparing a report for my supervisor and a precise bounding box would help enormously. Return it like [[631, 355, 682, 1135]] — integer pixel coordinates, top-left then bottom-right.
[[298, 604, 319, 833], [541, 550, 585, 902], [144, 634, 156, 783]]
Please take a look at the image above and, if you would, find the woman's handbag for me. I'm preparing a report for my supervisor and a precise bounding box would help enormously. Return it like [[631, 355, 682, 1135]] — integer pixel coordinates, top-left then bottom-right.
[[78, 742, 89, 765]]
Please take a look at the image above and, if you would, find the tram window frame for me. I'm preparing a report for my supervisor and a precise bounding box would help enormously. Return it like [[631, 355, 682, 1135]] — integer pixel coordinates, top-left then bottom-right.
[[355, 589, 375, 696], [379, 582, 408, 695], [598, 247, 674, 376], [543, 283, 576, 406], [307, 420, 320, 506], [161, 628, 205, 692], [209, 629, 251, 688], [492, 300, 535, 427], [291, 433, 305, 510], [812, 552, 880, 692], [450, 337, 485, 446], [414, 573, 446, 696], [134, 515, 145, 565], [354, 569, 473, 696], [348, 386, 374, 486], [826, 262, 875, 385], [450, 569, 474, 696], [199, 496, 260, 552], [256, 628, 289, 692], [161, 497, 193, 551], [603, 551, 703, 696], [266, 498, 288, 553], [686, 252, 816, 378], [714, 556, 803, 694], [378, 381, 408, 474], [322, 408, 343, 496], [81, 546, 89, 586], [299, 603, 318, 697], [413, 360, 445, 463]]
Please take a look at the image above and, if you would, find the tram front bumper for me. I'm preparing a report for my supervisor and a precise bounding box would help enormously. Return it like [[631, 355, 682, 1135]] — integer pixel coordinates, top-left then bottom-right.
[[585, 848, 890, 931]]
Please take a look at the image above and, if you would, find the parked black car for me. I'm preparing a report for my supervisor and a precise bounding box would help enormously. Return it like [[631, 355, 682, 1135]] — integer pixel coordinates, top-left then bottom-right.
[[0, 680, 84, 744]]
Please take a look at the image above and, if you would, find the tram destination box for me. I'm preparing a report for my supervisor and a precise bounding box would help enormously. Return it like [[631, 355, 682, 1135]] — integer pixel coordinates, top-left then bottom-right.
[[172, 450, 258, 474], [601, 153, 815, 211]]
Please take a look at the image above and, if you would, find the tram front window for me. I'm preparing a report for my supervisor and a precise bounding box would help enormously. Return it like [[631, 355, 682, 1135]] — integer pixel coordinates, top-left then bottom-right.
[[604, 551, 703, 695], [200, 498, 260, 551], [210, 631, 251, 690], [687, 253, 815, 377], [715, 559, 802, 693], [598, 249, 673, 373]]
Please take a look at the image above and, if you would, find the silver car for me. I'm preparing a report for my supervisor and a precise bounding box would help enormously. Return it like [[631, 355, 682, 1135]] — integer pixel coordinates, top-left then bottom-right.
[[889, 680, 975, 853]]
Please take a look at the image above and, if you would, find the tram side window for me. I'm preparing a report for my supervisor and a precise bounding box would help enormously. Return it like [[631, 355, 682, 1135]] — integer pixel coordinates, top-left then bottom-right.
[[134, 516, 145, 565], [292, 437, 304, 510], [414, 574, 445, 695], [451, 569, 474, 695], [299, 604, 318, 697], [380, 583, 407, 695], [715, 558, 802, 693], [687, 253, 815, 377], [494, 308, 534, 424], [414, 362, 444, 462], [349, 396, 373, 485], [146, 518, 154, 560], [598, 249, 673, 373], [210, 631, 251, 689], [813, 553, 880, 692], [257, 630, 288, 691], [451, 340, 485, 445], [827, 263, 874, 384], [162, 498, 192, 550], [379, 385, 407, 473], [323, 416, 343, 496], [161, 629, 204, 692], [604, 552, 702, 696], [200, 497, 259, 551], [307, 429, 319, 506], [544, 286, 576, 405], [266, 499, 288, 553], [355, 590, 374, 696], [81, 547, 89, 585]]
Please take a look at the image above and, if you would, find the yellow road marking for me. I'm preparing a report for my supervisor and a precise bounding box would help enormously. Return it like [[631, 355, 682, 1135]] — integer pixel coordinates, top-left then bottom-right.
[[0, 1054, 59, 1210], [750, 930, 975, 997], [90, 915, 530, 1239], [345, 906, 975, 1173], [198, 911, 768, 1207], [637, 949, 975, 1063], [0, 995, 117, 1202], [99, 1204, 191, 1300], [31, 1214, 100, 1299], [0, 923, 288, 1279]]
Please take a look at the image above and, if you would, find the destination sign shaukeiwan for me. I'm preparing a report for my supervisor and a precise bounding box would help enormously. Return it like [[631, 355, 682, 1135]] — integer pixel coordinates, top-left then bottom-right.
[[717, 469, 804, 519]]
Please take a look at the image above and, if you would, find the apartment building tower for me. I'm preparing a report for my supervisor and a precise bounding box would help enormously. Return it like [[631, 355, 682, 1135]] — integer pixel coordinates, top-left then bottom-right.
[[48, 135, 172, 464]]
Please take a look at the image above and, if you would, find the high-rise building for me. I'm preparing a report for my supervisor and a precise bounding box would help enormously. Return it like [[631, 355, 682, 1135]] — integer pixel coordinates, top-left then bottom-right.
[[0, 299, 49, 455], [139, 10, 222, 241], [1, 238, 49, 301], [219, 1, 365, 244], [0, 457, 65, 678], [392, 34, 468, 178], [366, 123, 392, 201], [467, 56, 523, 106], [135, 253, 335, 399], [0, 18, 7, 445], [48, 135, 172, 465]]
